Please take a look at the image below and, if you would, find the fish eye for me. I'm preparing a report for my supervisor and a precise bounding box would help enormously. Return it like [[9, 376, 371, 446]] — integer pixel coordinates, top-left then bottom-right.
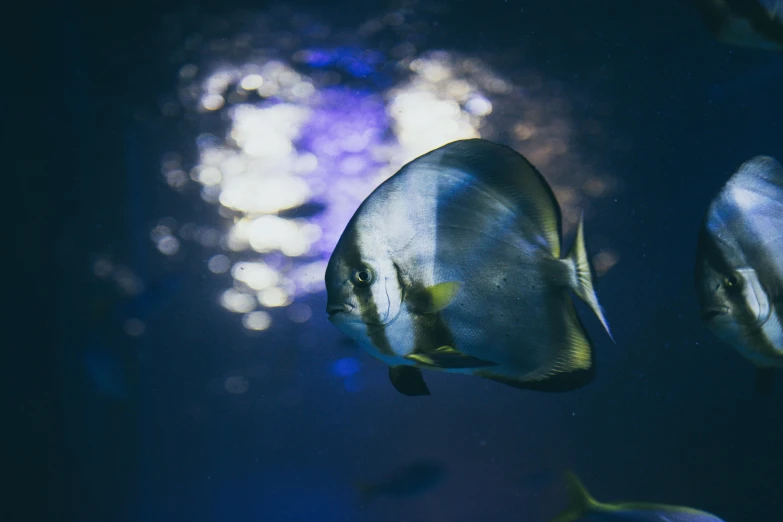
[[724, 274, 740, 288], [352, 267, 374, 286]]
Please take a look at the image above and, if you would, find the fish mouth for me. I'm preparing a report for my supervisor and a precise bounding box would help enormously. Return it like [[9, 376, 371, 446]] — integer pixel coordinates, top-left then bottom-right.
[[701, 306, 729, 321], [327, 303, 354, 317]]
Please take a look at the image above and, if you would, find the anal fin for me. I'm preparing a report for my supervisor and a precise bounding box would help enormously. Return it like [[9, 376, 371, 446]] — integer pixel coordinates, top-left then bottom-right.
[[475, 368, 594, 392], [405, 345, 497, 369], [389, 366, 430, 396], [475, 297, 595, 392]]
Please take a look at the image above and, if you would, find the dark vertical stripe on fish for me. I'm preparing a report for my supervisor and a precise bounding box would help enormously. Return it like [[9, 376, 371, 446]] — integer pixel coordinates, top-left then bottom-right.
[[699, 227, 782, 359], [342, 230, 396, 357], [405, 281, 458, 359]]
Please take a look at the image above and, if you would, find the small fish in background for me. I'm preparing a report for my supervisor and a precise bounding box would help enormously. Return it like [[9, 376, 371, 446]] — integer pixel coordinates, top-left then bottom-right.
[[692, 0, 783, 51], [551, 471, 726, 522], [355, 460, 446, 505], [325, 138, 612, 397], [695, 155, 783, 395]]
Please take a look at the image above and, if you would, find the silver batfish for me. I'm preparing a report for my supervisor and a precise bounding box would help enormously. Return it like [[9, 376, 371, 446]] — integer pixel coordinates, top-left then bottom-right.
[[696, 155, 783, 394], [325, 138, 612, 396]]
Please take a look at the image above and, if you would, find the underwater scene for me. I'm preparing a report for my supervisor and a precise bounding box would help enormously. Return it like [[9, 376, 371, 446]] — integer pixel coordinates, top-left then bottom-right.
[[33, 0, 783, 521]]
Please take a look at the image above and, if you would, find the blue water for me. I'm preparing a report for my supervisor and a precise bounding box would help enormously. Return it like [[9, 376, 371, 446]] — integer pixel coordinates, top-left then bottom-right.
[[27, 1, 783, 522]]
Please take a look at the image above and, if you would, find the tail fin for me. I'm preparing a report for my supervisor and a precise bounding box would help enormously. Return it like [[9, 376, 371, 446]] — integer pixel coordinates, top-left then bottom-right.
[[566, 214, 614, 342], [550, 471, 600, 522]]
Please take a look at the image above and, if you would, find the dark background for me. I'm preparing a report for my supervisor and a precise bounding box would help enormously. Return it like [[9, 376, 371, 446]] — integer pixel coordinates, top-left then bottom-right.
[[15, 0, 783, 521]]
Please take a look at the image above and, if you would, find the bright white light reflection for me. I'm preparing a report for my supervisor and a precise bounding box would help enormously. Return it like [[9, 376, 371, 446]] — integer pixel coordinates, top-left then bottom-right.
[[220, 289, 256, 314], [242, 310, 272, 331], [156, 235, 180, 256], [201, 93, 225, 111], [231, 261, 278, 290], [258, 287, 292, 308], [240, 74, 264, 91], [162, 27, 618, 332]]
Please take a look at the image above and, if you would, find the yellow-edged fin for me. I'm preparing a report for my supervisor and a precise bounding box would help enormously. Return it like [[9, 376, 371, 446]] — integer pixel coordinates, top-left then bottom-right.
[[550, 471, 602, 522], [406, 281, 461, 314], [475, 297, 594, 392], [406, 345, 497, 369], [567, 213, 613, 342]]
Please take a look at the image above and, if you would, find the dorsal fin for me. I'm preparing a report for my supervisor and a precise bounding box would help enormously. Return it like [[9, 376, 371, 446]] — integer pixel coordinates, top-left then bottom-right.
[[731, 155, 783, 187], [412, 139, 563, 257]]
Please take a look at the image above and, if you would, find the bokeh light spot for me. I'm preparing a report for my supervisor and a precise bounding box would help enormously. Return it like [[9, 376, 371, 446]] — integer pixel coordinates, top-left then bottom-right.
[[232, 261, 278, 290], [239, 73, 264, 90], [93, 258, 113, 278], [123, 318, 146, 337], [286, 303, 312, 323], [207, 254, 231, 274], [593, 249, 619, 277], [242, 310, 272, 331], [220, 289, 256, 314], [156, 235, 180, 256], [332, 357, 361, 378], [257, 287, 292, 308], [201, 93, 225, 111]]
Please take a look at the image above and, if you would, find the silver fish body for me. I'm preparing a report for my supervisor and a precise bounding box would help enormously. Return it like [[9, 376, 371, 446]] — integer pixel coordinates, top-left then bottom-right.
[[325, 139, 611, 396], [695, 156, 783, 390]]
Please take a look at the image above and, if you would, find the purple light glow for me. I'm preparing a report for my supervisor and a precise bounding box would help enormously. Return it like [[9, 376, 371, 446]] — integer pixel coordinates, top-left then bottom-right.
[[298, 88, 391, 255]]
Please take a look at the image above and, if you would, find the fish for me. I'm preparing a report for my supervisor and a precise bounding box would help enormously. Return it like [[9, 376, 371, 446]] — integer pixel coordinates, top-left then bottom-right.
[[695, 155, 783, 395], [551, 471, 726, 522], [325, 138, 612, 396], [355, 460, 446, 504], [692, 0, 783, 51]]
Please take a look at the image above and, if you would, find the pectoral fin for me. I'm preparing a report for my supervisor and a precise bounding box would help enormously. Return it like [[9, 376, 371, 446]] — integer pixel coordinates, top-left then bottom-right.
[[405, 345, 497, 369], [405, 282, 461, 314], [389, 366, 430, 396]]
